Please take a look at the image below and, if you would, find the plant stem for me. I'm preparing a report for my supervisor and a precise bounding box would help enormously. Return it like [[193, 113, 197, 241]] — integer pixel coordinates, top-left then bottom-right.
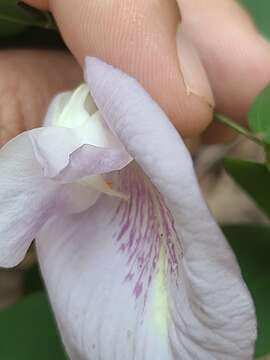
[[215, 113, 270, 171], [214, 113, 265, 147]]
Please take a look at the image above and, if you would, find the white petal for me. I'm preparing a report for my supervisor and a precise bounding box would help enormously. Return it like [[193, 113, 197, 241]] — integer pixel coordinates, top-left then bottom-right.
[[0, 132, 57, 267], [32, 87, 132, 180], [0, 132, 101, 268], [44, 84, 97, 128], [79, 174, 129, 200]]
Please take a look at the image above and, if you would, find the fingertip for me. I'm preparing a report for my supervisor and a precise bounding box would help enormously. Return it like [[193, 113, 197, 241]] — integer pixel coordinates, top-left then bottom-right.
[[85, 57, 213, 139], [171, 93, 213, 138], [202, 121, 238, 145]]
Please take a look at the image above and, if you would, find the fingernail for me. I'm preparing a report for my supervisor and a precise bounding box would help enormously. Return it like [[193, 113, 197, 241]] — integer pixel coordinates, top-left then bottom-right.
[[176, 24, 215, 108]]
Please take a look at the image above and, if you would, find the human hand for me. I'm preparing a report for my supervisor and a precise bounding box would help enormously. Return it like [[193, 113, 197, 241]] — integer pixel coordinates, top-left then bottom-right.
[[2, 0, 270, 143]]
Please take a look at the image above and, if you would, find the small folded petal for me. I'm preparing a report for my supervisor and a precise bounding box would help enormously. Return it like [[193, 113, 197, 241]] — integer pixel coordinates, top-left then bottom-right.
[[32, 85, 132, 181], [0, 132, 101, 268], [30, 125, 131, 182], [36, 58, 256, 360]]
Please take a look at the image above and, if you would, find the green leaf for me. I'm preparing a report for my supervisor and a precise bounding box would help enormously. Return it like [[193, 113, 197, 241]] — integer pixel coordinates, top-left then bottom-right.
[[0, 1, 56, 38], [223, 224, 270, 358], [0, 292, 67, 359], [249, 84, 270, 145], [224, 158, 270, 217], [239, 0, 270, 38]]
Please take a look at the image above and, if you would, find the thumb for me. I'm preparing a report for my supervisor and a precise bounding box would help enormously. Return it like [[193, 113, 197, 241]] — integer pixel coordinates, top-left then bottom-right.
[[23, 0, 213, 138]]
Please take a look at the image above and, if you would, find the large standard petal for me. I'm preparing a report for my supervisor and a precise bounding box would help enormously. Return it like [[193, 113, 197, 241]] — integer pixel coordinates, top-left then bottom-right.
[[0, 132, 101, 268], [37, 170, 179, 360], [86, 58, 256, 357], [36, 58, 256, 360], [86, 58, 256, 359]]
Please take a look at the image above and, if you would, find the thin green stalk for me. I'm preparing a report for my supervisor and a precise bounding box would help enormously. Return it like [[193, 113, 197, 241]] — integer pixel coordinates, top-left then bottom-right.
[[215, 113, 270, 172], [214, 113, 265, 147]]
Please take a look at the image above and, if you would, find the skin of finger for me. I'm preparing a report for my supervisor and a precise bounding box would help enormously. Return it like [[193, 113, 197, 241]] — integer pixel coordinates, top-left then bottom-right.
[[202, 122, 238, 145], [179, 0, 270, 125], [24, 0, 213, 138], [0, 49, 82, 144], [23, 0, 49, 9]]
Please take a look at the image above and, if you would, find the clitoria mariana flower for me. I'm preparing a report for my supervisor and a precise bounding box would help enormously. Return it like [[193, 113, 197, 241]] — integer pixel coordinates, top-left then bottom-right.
[[0, 57, 256, 360]]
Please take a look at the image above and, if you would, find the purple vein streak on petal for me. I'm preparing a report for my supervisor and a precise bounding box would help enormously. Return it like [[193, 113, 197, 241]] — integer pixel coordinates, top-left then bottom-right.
[[112, 164, 183, 302]]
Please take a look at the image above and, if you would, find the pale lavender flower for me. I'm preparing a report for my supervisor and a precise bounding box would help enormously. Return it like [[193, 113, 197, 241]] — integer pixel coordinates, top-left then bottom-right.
[[0, 58, 256, 359]]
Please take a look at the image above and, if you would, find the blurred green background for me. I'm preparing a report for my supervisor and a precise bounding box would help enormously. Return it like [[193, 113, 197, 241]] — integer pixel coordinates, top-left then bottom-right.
[[241, 0, 270, 38]]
